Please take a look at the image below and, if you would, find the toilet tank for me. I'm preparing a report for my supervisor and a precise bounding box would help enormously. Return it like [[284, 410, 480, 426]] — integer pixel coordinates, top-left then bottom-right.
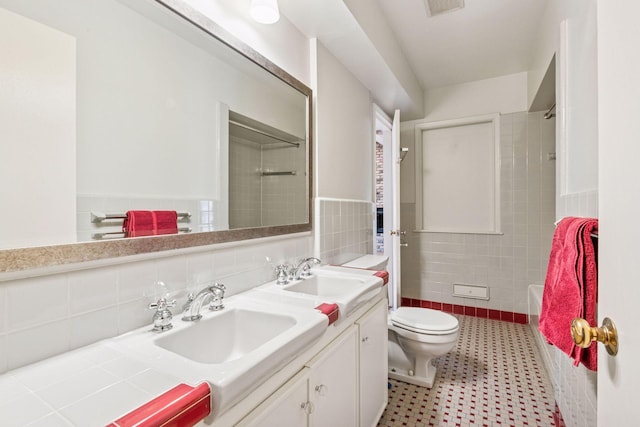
[[341, 254, 389, 271]]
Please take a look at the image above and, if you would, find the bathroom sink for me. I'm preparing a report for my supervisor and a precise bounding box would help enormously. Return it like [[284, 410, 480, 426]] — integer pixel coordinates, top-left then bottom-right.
[[108, 295, 328, 418], [155, 308, 297, 364], [259, 267, 384, 317], [282, 275, 368, 298]]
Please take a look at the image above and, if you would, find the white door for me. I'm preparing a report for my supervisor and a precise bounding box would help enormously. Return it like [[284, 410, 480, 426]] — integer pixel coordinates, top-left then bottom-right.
[[381, 109, 402, 310], [597, 1, 640, 424]]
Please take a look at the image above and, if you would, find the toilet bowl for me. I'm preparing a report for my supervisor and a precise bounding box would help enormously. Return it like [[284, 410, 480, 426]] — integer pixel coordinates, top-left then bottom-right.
[[388, 307, 459, 387], [341, 255, 459, 387]]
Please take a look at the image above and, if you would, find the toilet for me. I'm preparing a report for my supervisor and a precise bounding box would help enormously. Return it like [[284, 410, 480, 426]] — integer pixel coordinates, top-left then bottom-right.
[[342, 254, 460, 388], [388, 307, 459, 387]]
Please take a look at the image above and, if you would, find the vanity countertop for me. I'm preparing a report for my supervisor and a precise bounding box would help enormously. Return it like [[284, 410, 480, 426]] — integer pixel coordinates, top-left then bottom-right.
[[0, 267, 386, 427]]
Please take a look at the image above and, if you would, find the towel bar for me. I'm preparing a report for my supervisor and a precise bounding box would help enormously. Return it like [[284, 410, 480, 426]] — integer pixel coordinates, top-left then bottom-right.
[[91, 211, 191, 223], [92, 227, 192, 239]]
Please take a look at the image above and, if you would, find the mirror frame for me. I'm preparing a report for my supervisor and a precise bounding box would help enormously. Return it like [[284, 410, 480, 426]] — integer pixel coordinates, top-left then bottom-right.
[[0, 0, 313, 274]]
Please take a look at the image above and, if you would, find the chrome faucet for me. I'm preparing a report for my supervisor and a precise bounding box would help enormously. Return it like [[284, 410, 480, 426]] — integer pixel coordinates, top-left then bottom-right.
[[182, 283, 226, 321], [290, 257, 321, 281]]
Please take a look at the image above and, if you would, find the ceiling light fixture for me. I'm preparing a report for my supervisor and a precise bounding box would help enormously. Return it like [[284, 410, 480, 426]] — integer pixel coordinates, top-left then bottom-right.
[[424, 0, 465, 17], [250, 0, 280, 24]]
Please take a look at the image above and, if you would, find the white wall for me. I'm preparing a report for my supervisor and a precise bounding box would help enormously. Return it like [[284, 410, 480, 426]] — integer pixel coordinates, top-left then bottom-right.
[[529, 0, 598, 198], [421, 72, 528, 123], [0, 8, 76, 249], [313, 40, 374, 202]]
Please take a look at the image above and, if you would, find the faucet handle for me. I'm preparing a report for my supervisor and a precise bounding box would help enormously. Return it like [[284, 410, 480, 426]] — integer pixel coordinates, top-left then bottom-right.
[[148, 297, 176, 310], [148, 297, 176, 332], [209, 283, 227, 311], [275, 264, 290, 285], [299, 263, 313, 278]]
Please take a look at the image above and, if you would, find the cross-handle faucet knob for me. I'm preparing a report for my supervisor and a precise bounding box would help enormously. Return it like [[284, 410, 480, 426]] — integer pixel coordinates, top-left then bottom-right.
[[209, 283, 226, 311], [275, 264, 291, 285], [148, 297, 176, 332]]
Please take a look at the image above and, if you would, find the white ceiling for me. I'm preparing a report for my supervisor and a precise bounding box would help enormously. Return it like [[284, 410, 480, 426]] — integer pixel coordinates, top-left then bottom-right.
[[278, 0, 549, 119], [375, 0, 548, 90]]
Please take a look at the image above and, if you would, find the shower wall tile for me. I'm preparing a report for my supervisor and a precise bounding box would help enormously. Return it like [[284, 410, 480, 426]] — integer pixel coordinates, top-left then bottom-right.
[[401, 111, 556, 317]]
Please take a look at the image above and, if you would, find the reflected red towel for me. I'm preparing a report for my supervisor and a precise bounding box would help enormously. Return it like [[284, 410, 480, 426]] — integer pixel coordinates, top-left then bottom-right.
[[539, 217, 598, 371], [123, 210, 178, 237]]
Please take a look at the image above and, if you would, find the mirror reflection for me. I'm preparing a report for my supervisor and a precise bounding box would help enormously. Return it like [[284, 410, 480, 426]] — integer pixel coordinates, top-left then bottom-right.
[[0, 0, 310, 251]]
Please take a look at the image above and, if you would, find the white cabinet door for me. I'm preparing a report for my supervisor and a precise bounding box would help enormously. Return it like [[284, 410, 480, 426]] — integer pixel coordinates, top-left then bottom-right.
[[358, 301, 388, 427], [307, 326, 358, 427], [236, 368, 310, 427]]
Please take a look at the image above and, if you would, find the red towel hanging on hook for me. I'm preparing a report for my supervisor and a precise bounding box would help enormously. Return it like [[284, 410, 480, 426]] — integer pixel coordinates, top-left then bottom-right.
[[539, 217, 598, 370]]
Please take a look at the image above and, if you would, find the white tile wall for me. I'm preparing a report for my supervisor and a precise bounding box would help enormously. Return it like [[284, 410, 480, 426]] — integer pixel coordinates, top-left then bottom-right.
[[0, 234, 312, 374], [315, 198, 374, 265], [401, 112, 556, 314]]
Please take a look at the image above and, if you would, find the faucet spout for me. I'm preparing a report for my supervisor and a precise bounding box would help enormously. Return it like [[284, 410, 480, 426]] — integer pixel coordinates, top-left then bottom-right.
[[182, 283, 226, 321], [291, 257, 321, 281]]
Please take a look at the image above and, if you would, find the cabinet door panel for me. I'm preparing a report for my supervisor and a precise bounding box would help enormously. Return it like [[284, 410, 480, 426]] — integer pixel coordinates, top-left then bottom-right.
[[237, 368, 309, 427], [358, 301, 388, 427], [308, 326, 358, 427]]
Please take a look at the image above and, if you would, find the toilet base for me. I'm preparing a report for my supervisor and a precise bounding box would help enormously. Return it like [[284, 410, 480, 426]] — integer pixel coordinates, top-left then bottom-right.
[[388, 362, 437, 388]]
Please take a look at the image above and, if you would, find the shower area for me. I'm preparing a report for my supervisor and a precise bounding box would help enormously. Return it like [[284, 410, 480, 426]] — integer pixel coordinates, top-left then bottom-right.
[[228, 111, 308, 229]]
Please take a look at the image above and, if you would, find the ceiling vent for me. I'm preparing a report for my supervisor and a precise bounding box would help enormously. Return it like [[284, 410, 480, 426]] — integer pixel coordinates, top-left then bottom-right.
[[424, 0, 465, 17]]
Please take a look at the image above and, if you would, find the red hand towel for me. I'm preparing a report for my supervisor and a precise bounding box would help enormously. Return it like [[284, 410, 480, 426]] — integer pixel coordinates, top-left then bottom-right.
[[539, 217, 598, 370], [123, 211, 178, 237]]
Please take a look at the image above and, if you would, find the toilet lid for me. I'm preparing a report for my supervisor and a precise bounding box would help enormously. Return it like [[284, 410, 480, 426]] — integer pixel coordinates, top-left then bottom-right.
[[390, 307, 459, 334]]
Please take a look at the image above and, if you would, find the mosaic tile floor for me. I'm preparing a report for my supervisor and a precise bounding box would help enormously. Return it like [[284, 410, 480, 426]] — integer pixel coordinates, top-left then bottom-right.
[[378, 315, 556, 427]]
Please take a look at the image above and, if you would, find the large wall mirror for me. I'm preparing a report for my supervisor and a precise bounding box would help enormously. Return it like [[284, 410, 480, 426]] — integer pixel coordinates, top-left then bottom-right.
[[0, 0, 312, 273]]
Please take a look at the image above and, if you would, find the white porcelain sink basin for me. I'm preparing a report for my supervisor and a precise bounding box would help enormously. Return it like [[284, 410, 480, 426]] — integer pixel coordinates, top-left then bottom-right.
[[283, 274, 370, 298], [108, 295, 328, 418], [259, 266, 384, 318], [155, 308, 297, 364]]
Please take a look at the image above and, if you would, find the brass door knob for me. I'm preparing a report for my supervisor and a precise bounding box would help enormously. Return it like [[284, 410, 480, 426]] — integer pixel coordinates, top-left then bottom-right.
[[571, 317, 618, 356]]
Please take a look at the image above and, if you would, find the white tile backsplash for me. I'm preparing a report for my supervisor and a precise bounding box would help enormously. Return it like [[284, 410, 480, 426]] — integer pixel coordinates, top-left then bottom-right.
[[7, 275, 69, 331], [0, 234, 312, 374], [68, 268, 117, 315], [7, 320, 71, 371], [70, 307, 119, 349], [316, 198, 374, 265]]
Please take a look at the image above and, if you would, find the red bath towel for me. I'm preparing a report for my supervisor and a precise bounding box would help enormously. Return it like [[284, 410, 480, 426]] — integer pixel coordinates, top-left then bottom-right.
[[539, 217, 598, 371], [123, 210, 178, 237]]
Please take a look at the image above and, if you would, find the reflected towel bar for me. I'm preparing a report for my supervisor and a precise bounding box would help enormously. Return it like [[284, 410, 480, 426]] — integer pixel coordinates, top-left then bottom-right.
[[92, 227, 192, 239], [261, 171, 297, 176], [91, 211, 191, 223]]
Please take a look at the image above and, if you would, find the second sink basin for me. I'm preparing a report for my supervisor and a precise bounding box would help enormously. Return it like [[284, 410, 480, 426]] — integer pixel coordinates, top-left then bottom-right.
[[259, 266, 384, 318], [155, 308, 297, 364], [282, 274, 368, 298]]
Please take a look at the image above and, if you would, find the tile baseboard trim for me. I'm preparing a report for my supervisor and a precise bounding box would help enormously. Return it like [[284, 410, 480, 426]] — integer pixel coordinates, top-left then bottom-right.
[[401, 297, 528, 324]]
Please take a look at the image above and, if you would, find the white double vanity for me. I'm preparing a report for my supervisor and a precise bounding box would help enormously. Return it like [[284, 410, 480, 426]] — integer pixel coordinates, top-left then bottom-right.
[[1, 265, 388, 427]]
